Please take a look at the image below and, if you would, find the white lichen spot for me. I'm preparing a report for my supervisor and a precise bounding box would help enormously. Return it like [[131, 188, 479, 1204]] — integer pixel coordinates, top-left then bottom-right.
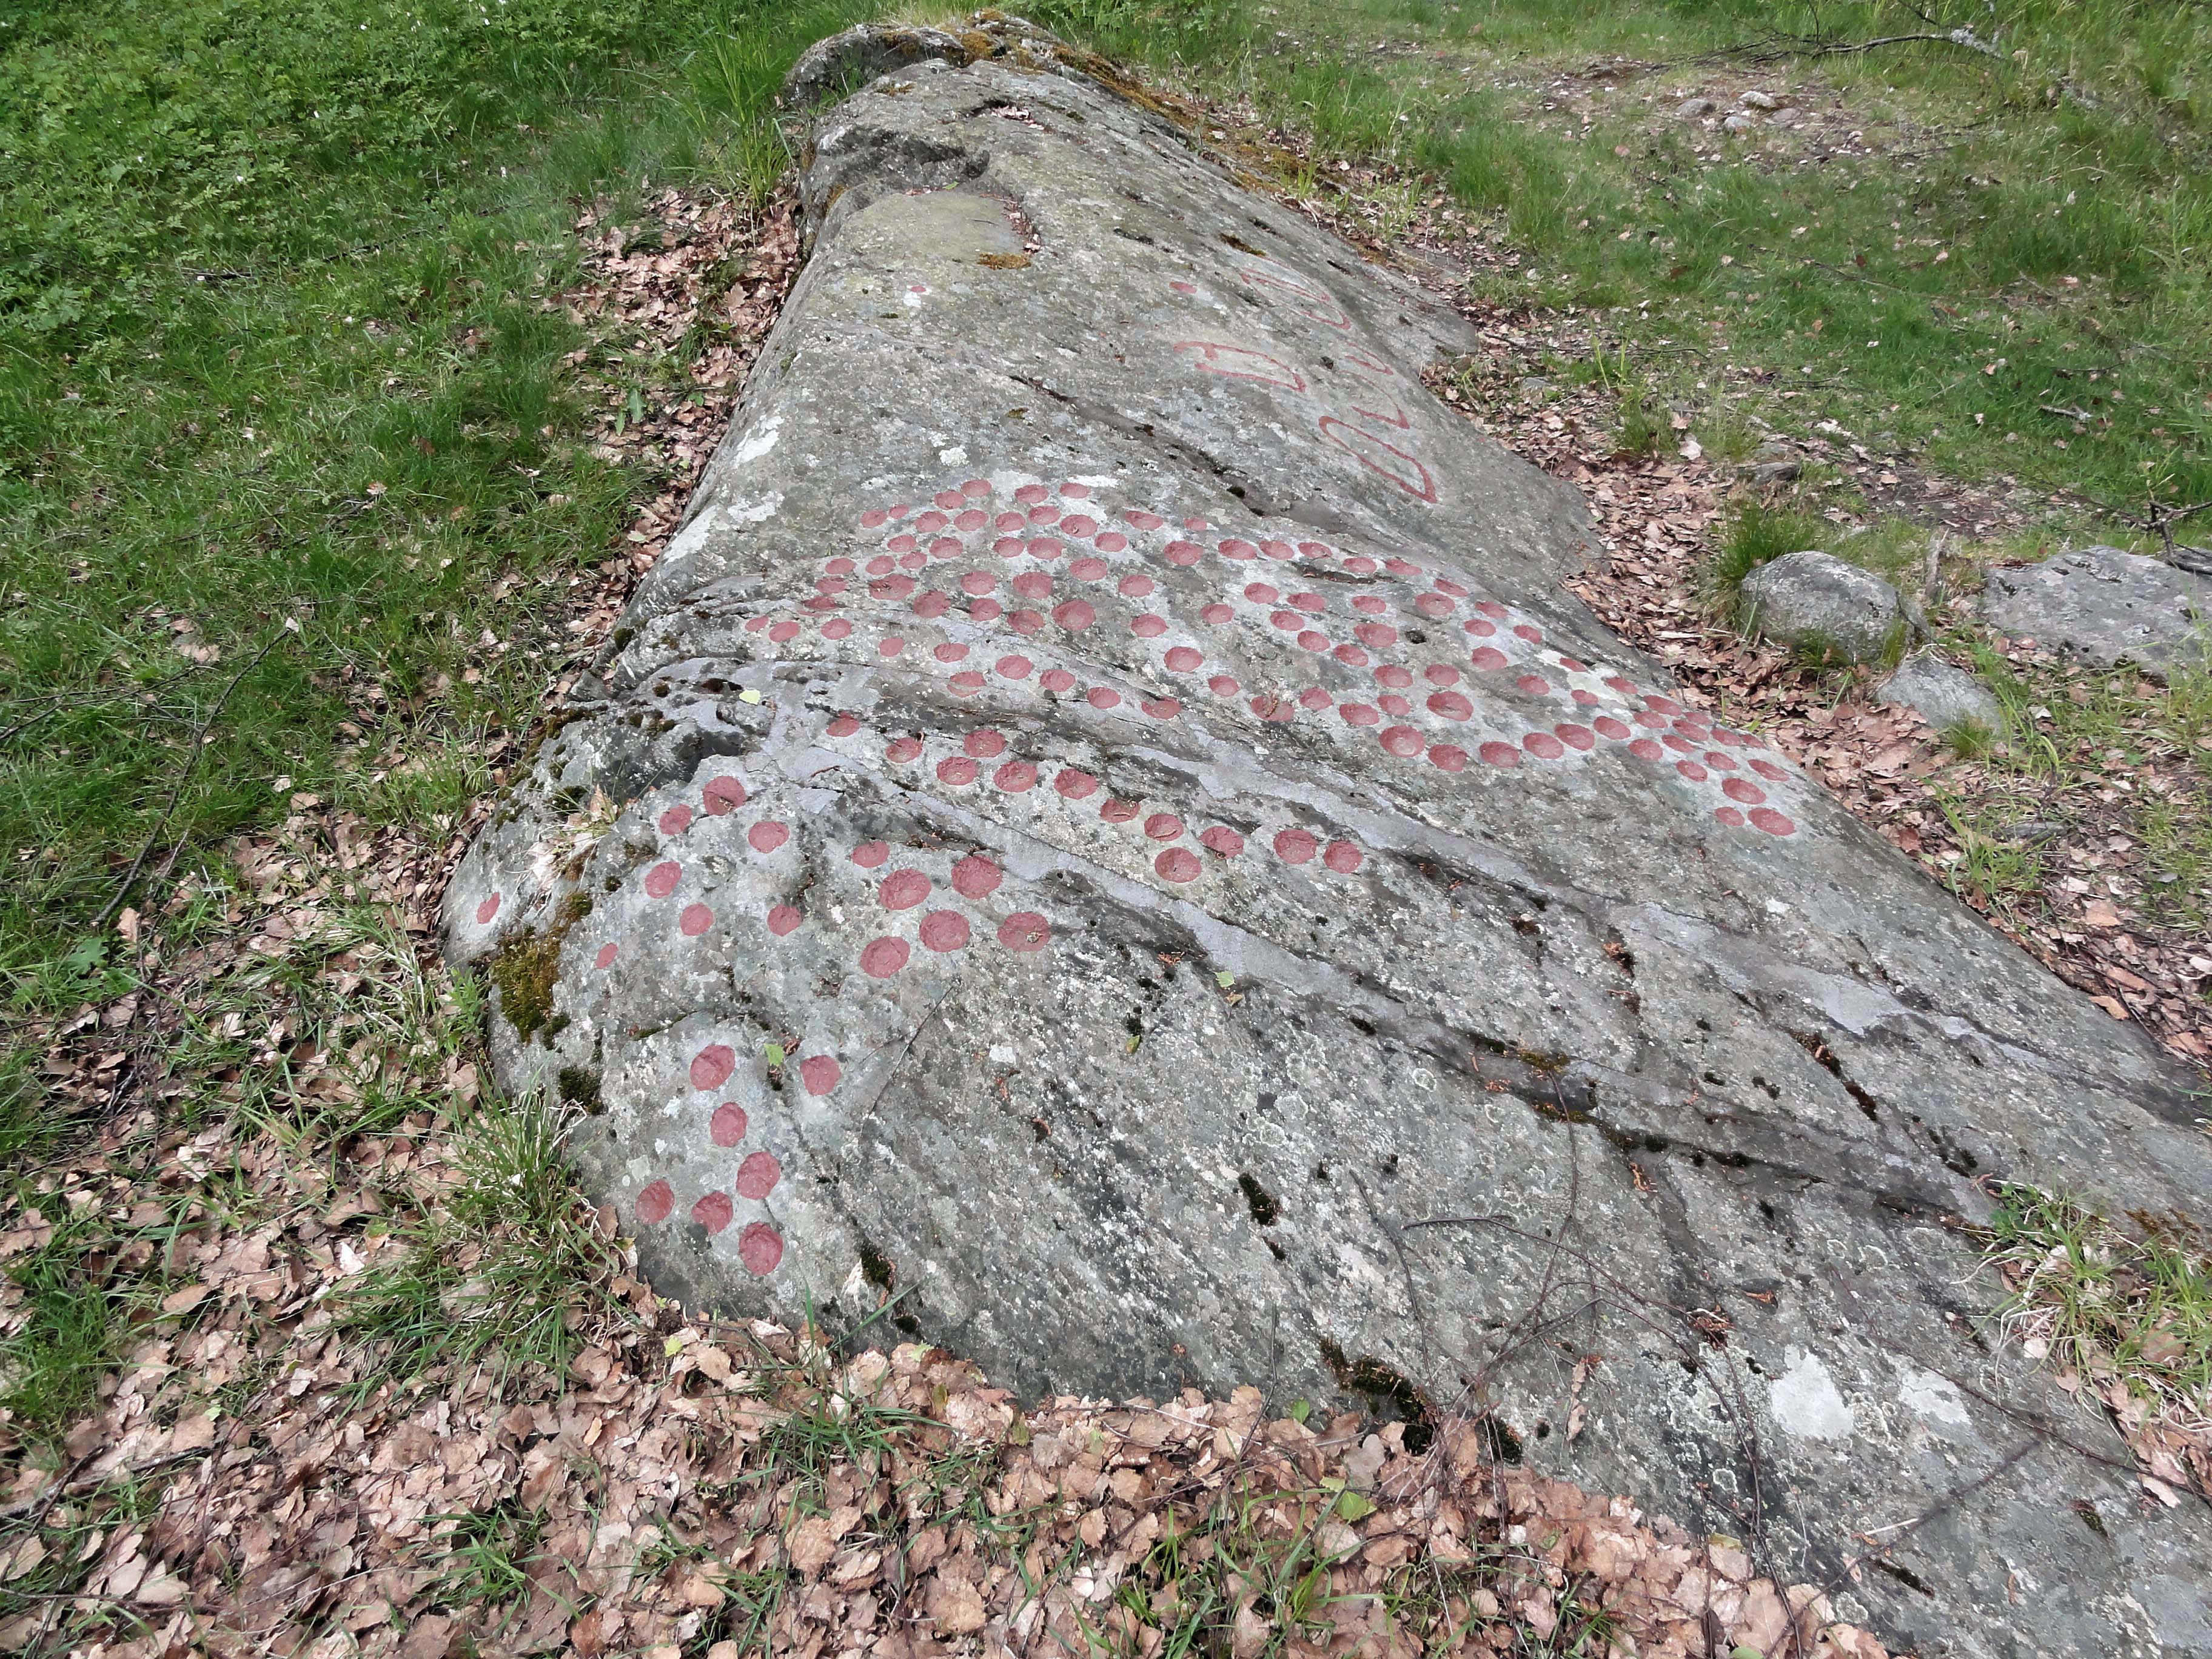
[[1898, 1366, 1971, 1427], [731, 415, 782, 468], [726, 491, 783, 526], [989, 1043, 1017, 1065], [665, 507, 719, 565], [1769, 1349, 1855, 1441], [939, 445, 969, 465]]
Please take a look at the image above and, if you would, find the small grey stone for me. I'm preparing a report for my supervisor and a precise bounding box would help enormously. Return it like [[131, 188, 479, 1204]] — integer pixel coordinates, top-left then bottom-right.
[[782, 22, 972, 108], [1676, 96, 1717, 117], [1768, 106, 1804, 127], [1739, 89, 1781, 110], [1742, 458, 1801, 486], [1740, 551, 1912, 662], [1980, 545, 2212, 678], [1517, 375, 1555, 401], [1722, 112, 1756, 133], [1877, 653, 2003, 734]]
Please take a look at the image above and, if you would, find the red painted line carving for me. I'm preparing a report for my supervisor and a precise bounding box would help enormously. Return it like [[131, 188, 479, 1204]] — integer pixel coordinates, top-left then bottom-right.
[[1317, 417, 1439, 504], [1172, 340, 1308, 392]]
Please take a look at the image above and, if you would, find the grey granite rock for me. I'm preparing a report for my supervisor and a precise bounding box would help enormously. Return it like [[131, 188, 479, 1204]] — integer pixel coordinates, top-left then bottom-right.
[[444, 26, 2212, 1658], [1740, 550, 1913, 662], [1877, 652, 2004, 734], [1981, 545, 2212, 677]]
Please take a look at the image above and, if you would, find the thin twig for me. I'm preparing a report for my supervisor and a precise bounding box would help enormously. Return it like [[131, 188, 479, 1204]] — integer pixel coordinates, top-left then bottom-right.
[[90, 623, 289, 934]]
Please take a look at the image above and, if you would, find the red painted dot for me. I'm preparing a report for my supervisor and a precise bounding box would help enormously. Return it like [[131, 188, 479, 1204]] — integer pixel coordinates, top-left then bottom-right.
[[956, 509, 987, 531], [1101, 799, 1141, 823], [1028, 505, 1062, 528], [1097, 532, 1128, 552], [1340, 703, 1380, 726], [1355, 623, 1398, 649], [1723, 777, 1768, 805], [748, 821, 789, 854], [1380, 726, 1424, 757], [1142, 697, 1181, 720], [1635, 711, 1669, 730], [1427, 691, 1473, 720], [860, 509, 889, 529], [1054, 600, 1096, 631], [646, 862, 682, 899], [769, 620, 800, 643], [951, 671, 985, 695], [1296, 631, 1329, 652], [1323, 840, 1364, 874], [920, 910, 971, 952], [1424, 664, 1461, 687], [1353, 596, 1389, 617], [704, 776, 746, 815], [768, 904, 803, 937], [880, 870, 931, 910], [635, 1180, 674, 1225], [595, 943, 619, 970], [1274, 828, 1318, 864], [1344, 556, 1379, 574], [1629, 739, 1664, 762], [1663, 733, 1696, 754], [1299, 541, 1333, 559], [1715, 806, 1747, 828], [937, 757, 980, 786], [1041, 668, 1076, 694], [1676, 760, 1709, 782], [711, 1103, 748, 1147], [1604, 675, 1637, 695], [1125, 509, 1165, 529], [1200, 826, 1245, 856], [691, 1044, 736, 1091], [1334, 644, 1370, 668], [1516, 675, 1553, 697], [1028, 538, 1063, 560], [995, 761, 1039, 791], [933, 643, 967, 663], [739, 1223, 783, 1276], [680, 903, 714, 937], [1165, 646, 1204, 672], [851, 841, 890, 870], [476, 893, 501, 925], [1416, 594, 1455, 619], [1082, 686, 1118, 711], [877, 637, 906, 659], [860, 937, 910, 977], [1470, 647, 1509, 672], [1165, 540, 1202, 566], [951, 854, 1003, 898], [1430, 744, 1467, 772], [823, 618, 853, 640], [913, 594, 951, 622], [1379, 695, 1412, 717], [1704, 750, 1738, 771], [1751, 759, 1789, 782], [1375, 666, 1413, 690], [996, 654, 1034, 679], [657, 805, 693, 837], [916, 508, 950, 531], [1260, 539, 1295, 560], [1145, 813, 1185, 842], [1244, 582, 1279, 605], [1523, 732, 1566, 760], [1208, 675, 1241, 697], [1052, 769, 1098, 801], [962, 478, 991, 497], [1463, 619, 1496, 638], [1751, 808, 1797, 837], [1155, 847, 1202, 882], [1070, 557, 1108, 581], [1479, 742, 1521, 768], [1219, 539, 1258, 561], [1201, 603, 1234, 625], [1513, 625, 1543, 644], [800, 1054, 842, 1096], [1555, 724, 1595, 751], [1298, 687, 1332, 710], [1593, 717, 1631, 740], [994, 537, 1025, 557], [1434, 577, 1469, 598], [1127, 614, 1165, 639], [828, 714, 861, 737], [690, 1191, 734, 1234], [999, 913, 1050, 952], [1384, 557, 1421, 577], [960, 729, 1004, 760], [868, 556, 896, 577], [736, 1151, 782, 1201]]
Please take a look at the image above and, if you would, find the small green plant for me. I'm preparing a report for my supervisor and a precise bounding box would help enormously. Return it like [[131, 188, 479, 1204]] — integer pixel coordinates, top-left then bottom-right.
[[426, 1501, 547, 1609], [1705, 501, 1826, 614]]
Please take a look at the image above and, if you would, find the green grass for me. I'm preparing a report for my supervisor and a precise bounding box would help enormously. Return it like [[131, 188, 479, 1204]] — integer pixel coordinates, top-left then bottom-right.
[[1985, 1184, 2211, 1429], [1036, 0, 2212, 520], [0, 0, 879, 1007]]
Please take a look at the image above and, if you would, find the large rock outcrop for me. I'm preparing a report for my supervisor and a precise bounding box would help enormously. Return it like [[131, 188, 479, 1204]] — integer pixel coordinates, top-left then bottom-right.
[[446, 24, 2212, 1657]]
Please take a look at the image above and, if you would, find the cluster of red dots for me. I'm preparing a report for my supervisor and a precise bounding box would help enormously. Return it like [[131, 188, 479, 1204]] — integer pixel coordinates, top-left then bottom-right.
[[817, 711, 1370, 885], [598, 765, 1065, 1259], [725, 477, 1803, 838]]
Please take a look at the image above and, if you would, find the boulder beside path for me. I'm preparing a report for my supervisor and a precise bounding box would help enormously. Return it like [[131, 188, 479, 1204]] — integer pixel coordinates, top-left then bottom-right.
[[446, 22, 2212, 1656]]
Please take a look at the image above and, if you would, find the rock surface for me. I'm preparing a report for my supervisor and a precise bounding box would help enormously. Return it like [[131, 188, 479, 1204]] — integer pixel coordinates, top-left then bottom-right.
[[1981, 545, 2212, 677], [1740, 549, 1912, 663], [1877, 652, 2004, 734], [444, 24, 2212, 1658]]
